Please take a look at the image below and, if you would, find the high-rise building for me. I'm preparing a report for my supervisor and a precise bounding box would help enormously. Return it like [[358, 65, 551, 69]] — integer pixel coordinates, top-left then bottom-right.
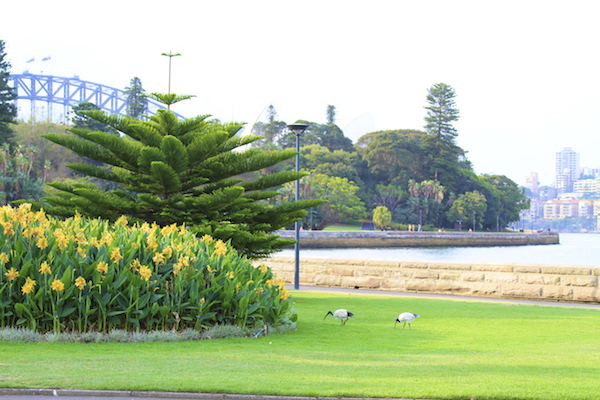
[[555, 147, 580, 193], [525, 172, 539, 198]]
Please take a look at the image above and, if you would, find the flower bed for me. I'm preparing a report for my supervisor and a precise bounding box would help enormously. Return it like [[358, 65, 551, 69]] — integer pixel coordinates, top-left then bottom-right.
[[0, 204, 295, 334]]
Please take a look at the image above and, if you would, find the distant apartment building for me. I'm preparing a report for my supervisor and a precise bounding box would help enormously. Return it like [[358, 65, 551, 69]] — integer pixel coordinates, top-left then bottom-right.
[[578, 200, 594, 217], [555, 147, 580, 193], [543, 199, 579, 219], [573, 177, 600, 196], [529, 200, 544, 219], [594, 200, 600, 217], [525, 172, 539, 198], [538, 185, 557, 201], [582, 167, 600, 177]]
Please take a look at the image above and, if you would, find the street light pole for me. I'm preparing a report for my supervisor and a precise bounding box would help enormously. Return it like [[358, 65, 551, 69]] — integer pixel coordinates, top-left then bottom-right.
[[161, 51, 181, 96], [287, 122, 309, 290]]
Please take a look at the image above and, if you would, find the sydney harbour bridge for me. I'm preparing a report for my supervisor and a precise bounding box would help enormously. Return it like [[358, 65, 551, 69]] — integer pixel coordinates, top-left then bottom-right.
[[8, 73, 185, 121]]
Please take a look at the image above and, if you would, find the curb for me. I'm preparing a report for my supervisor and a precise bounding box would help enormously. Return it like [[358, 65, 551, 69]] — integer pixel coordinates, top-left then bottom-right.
[[0, 389, 419, 400]]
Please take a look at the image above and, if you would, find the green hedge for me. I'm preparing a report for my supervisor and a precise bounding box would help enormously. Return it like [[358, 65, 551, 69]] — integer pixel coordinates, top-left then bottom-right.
[[0, 204, 294, 333]]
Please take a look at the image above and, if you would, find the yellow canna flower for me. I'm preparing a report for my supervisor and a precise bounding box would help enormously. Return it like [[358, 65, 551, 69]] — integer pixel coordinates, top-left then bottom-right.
[[39, 261, 51, 275], [259, 265, 267, 274], [36, 236, 49, 250], [90, 237, 101, 249], [4, 267, 19, 281], [152, 252, 165, 266], [265, 279, 274, 288], [201, 234, 213, 243], [1, 221, 14, 236], [130, 259, 141, 272], [173, 263, 182, 276], [256, 287, 264, 295], [199, 298, 205, 306], [97, 261, 108, 274], [162, 246, 173, 259], [139, 265, 152, 282], [51, 278, 65, 292], [77, 246, 87, 258], [235, 282, 242, 291], [75, 276, 86, 290], [0, 252, 9, 264], [226, 271, 235, 280], [280, 288, 290, 301], [21, 277, 36, 295], [110, 247, 122, 264], [115, 215, 128, 227], [213, 240, 227, 257], [277, 278, 286, 290]]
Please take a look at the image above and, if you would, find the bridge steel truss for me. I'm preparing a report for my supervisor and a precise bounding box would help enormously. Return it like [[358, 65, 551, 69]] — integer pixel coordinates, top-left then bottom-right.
[[9, 73, 184, 121]]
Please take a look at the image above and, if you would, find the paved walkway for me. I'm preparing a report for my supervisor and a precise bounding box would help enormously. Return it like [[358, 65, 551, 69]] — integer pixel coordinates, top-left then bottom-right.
[[290, 285, 600, 309]]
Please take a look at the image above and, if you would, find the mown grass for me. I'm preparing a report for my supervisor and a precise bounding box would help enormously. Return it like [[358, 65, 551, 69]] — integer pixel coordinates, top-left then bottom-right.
[[1, 290, 599, 400], [322, 220, 364, 231]]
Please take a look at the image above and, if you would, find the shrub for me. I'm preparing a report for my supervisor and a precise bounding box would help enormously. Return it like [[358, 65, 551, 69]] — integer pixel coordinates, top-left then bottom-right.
[[0, 204, 295, 334]]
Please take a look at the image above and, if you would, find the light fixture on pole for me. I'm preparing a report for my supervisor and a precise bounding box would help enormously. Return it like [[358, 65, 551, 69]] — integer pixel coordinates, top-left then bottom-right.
[[161, 51, 181, 97], [287, 121, 310, 290]]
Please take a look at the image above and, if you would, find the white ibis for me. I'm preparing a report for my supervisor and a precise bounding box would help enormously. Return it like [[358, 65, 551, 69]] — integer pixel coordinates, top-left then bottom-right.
[[395, 312, 420, 329], [324, 309, 354, 325]]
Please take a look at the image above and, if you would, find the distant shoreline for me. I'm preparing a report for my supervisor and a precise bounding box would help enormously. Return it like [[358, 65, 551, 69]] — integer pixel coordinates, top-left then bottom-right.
[[277, 230, 559, 248]]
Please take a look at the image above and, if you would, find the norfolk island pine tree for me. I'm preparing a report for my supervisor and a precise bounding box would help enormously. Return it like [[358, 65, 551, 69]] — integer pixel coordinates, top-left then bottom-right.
[[33, 93, 325, 259]]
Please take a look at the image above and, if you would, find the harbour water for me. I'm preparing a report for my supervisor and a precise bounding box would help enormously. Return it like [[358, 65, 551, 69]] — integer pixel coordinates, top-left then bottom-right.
[[279, 233, 600, 266]]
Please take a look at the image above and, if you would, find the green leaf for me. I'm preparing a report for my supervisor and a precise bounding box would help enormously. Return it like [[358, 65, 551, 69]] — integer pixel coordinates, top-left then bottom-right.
[[161, 135, 189, 173], [150, 161, 182, 193]]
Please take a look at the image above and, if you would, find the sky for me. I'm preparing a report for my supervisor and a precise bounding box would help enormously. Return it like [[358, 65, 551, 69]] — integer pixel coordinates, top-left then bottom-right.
[[2, 0, 599, 187]]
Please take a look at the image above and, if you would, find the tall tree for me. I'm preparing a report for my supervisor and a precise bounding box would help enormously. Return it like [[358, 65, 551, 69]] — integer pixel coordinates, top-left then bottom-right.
[[0, 40, 17, 148], [326, 105, 336, 125], [71, 102, 117, 133], [281, 173, 365, 230], [446, 190, 487, 230], [37, 93, 324, 258], [251, 105, 287, 147], [124, 77, 148, 119], [423, 83, 460, 144]]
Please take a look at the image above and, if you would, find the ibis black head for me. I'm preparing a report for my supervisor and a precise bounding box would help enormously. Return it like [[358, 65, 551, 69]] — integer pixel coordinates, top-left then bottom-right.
[[347, 311, 355, 318], [394, 318, 400, 329], [324, 311, 333, 320]]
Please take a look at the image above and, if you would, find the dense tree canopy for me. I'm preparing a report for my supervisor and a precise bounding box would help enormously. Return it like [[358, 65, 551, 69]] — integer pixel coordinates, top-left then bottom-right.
[[0, 40, 17, 148]]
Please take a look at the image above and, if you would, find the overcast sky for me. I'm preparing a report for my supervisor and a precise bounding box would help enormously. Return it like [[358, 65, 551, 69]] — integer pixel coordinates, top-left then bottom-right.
[[2, 0, 599, 187]]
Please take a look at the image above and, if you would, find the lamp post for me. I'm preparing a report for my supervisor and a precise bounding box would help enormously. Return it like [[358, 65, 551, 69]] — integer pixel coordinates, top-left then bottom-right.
[[473, 211, 476, 232], [287, 122, 309, 290], [457, 219, 462, 231], [161, 51, 181, 95]]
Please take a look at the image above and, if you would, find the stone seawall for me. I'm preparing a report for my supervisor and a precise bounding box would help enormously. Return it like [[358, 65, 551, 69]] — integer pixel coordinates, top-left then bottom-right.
[[276, 230, 559, 248], [254, 255, 600, 303]]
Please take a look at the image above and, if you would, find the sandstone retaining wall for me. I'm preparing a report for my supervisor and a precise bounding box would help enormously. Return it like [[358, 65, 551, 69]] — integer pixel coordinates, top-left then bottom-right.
[[255, 255, 600, 303]]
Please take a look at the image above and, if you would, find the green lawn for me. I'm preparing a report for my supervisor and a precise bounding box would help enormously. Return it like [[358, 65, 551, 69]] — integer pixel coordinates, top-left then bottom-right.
[[322, 220, 364, 231], [1, 291, 599, 400]]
